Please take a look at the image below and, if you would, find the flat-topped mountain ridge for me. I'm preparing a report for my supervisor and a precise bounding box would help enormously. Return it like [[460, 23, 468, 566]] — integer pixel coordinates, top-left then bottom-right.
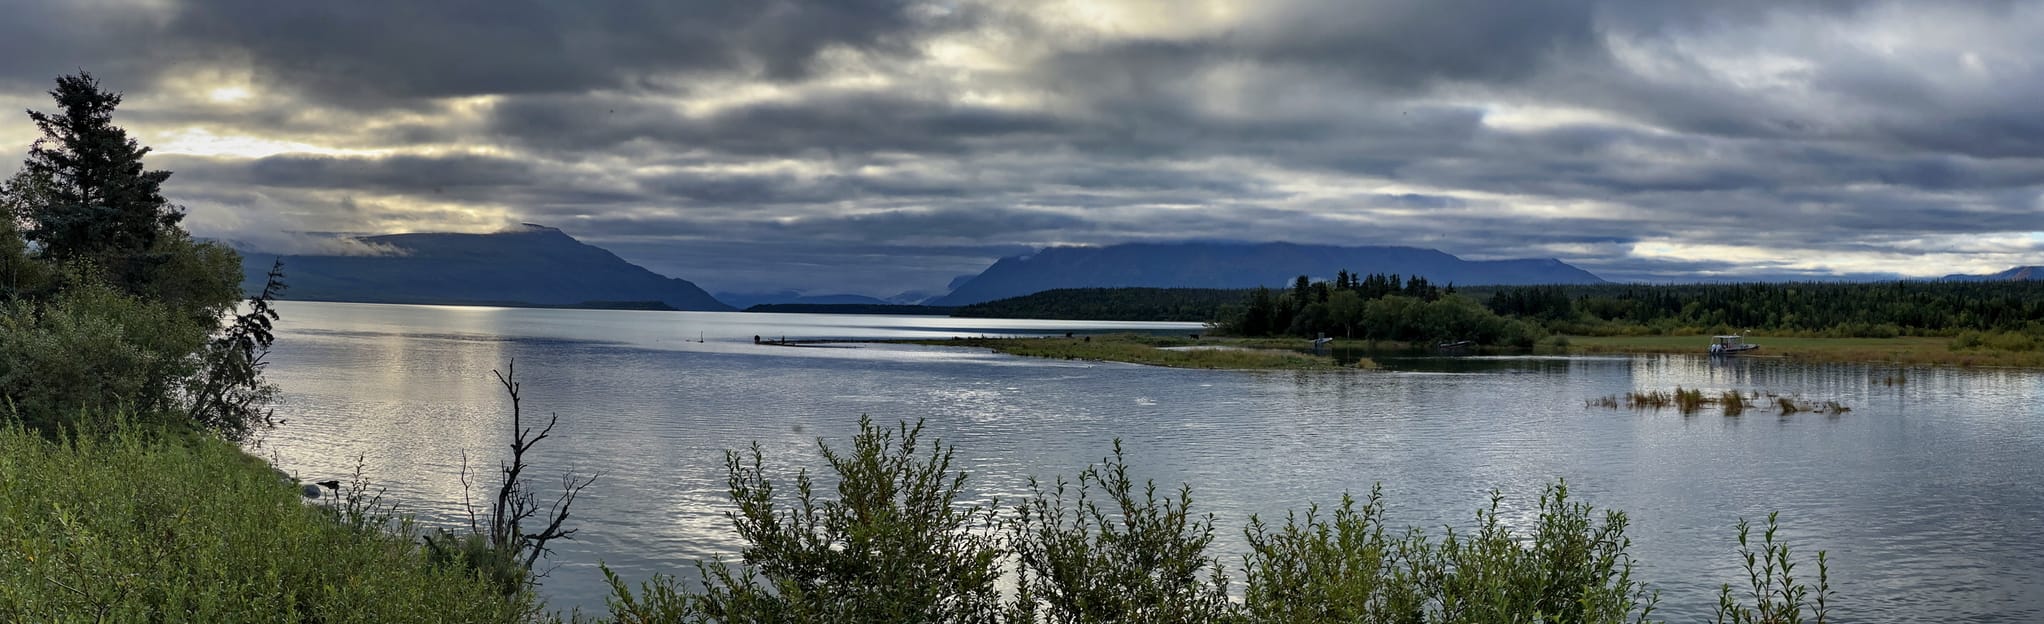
[[239, 225, 731, 311]]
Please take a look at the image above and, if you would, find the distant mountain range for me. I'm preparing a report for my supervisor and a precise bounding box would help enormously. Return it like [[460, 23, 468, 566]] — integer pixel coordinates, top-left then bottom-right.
[[715, 290, 891, 309], [926, 242, 1606, 306], [239, 225, 731, 311], [236, 231, 1618, 311], [1942, 266, 2044, 281]]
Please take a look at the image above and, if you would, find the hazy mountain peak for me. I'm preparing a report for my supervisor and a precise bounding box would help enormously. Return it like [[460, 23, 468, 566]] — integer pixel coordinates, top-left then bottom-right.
[[1943, 265, 2044, 281]]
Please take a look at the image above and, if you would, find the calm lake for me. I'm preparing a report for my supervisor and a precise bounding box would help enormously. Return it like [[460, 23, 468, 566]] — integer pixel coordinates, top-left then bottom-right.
[[257, 301, 2044, 621]]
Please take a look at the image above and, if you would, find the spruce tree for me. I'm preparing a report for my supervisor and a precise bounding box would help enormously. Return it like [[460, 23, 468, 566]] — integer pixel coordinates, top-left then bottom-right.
[[13, 72, 182, 263]]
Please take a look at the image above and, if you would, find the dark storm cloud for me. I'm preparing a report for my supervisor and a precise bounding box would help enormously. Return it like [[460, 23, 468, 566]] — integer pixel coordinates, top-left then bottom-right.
[[163, 0, 940, 104], [1033, 0, 1607, 97], [4, 0, 2041, 293], [482, 91, 1070, 158], [164, 154, 537, 194], [554, 206, 1093, 246], [0, 2, 182, 91]]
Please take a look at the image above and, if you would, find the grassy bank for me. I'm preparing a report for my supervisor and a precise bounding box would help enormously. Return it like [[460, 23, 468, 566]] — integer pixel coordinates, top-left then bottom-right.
[[904, 333, 1369, 370], [1567, 334, 2044, 367], [0, 423, 530, 623]]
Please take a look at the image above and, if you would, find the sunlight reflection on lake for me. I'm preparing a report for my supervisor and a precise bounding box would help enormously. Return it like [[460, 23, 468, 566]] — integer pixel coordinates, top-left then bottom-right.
[[258, 302, 2044, 622]]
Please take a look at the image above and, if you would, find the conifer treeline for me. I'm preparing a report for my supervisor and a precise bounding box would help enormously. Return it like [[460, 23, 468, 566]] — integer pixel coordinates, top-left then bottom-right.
[[1214, 272, 1549, 347], [1212, 274, 2044, 343], [1486, 281, 2044, 336]]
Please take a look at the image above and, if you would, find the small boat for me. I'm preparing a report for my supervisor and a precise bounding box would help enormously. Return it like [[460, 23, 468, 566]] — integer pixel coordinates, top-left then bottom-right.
[[1709, 335, 1759, 355], [1436, 340, 1476, 353]]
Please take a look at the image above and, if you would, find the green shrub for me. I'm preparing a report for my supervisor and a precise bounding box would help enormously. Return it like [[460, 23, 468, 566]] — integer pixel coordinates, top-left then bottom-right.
[[0, 282, 206, 433], [607, 417, 1005, 623], [610, 421, 1835, 624], [1714, 513, 1832, 624], [1, 74, 274, 440], [1009, 440, 1234, 624], [1240, 486, 1427, 623], [1241, 482, 1656, 624]]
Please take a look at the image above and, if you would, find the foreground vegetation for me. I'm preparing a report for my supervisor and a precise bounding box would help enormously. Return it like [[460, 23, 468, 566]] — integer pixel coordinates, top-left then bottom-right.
[[1, 74, 579, 622], [906, 333, 1367, 370], [609, 418, 1834, 624], [0, 423, 531, 623]]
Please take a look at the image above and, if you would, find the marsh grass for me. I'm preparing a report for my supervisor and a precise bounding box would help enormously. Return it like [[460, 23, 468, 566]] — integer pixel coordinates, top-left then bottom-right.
[[1591, 388, 1846, 417], [1603, 387, 1708, 413], [1719, 391, 1748, 416], [0, 420, 531, 623]]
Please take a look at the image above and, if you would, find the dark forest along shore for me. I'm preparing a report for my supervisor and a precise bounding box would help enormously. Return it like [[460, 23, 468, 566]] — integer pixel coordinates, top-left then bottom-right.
[[257, 301, 2044, 622]]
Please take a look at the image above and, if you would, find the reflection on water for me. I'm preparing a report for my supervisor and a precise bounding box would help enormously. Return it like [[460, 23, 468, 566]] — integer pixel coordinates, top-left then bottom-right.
[[258, 302, 2044, 621]]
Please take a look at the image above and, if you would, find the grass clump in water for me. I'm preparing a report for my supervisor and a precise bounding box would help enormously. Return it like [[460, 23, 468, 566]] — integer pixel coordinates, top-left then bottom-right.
[[1592, 388, 1846, 417], [1719, 391, 1749, 416]]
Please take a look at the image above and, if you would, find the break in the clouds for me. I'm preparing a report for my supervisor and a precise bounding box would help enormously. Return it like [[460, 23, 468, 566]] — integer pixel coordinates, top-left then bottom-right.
[[2, 0, 2042, 294]]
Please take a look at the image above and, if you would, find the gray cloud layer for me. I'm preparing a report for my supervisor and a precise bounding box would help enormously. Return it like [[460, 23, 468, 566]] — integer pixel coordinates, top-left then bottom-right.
[[2, 0, 2040, 294]]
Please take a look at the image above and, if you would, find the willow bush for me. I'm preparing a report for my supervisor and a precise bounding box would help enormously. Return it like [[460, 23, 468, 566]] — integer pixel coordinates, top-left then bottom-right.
[[1009, 440, 1234, 623], [608, 420, 1832, 624], [608, 417, 1005, 623]]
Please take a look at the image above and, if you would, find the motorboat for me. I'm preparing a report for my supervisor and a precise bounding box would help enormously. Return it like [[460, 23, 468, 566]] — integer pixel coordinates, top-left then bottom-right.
[[1709, 335, 1759, 355]]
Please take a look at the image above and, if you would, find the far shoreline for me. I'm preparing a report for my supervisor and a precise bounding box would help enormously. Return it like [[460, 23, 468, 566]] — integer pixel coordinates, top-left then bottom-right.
[[1565, 334, 2044, 368], [860, 332, 2044, 371], [828, 334, 1374, 371]]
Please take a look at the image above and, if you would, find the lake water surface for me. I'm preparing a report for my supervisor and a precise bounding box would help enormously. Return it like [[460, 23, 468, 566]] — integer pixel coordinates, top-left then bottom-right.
[[258, 301, 2044, 621]]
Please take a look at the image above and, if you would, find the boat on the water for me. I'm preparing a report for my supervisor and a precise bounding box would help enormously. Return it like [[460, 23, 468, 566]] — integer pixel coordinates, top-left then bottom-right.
[[1709, 335, 1759, 355]]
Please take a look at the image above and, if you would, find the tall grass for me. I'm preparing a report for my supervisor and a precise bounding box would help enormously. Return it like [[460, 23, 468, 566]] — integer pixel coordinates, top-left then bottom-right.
[[0, 421, 531, 623], [1719, 391, 1748, 416]]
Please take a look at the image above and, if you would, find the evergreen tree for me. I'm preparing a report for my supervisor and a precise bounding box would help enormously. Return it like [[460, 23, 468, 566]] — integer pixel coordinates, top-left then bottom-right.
[[0, 72, 275, 439], [14, 72, 183, 265]]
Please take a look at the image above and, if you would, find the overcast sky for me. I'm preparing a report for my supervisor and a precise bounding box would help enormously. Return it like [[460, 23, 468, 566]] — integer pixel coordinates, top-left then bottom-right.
[[2, 0, 2041, 295]]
